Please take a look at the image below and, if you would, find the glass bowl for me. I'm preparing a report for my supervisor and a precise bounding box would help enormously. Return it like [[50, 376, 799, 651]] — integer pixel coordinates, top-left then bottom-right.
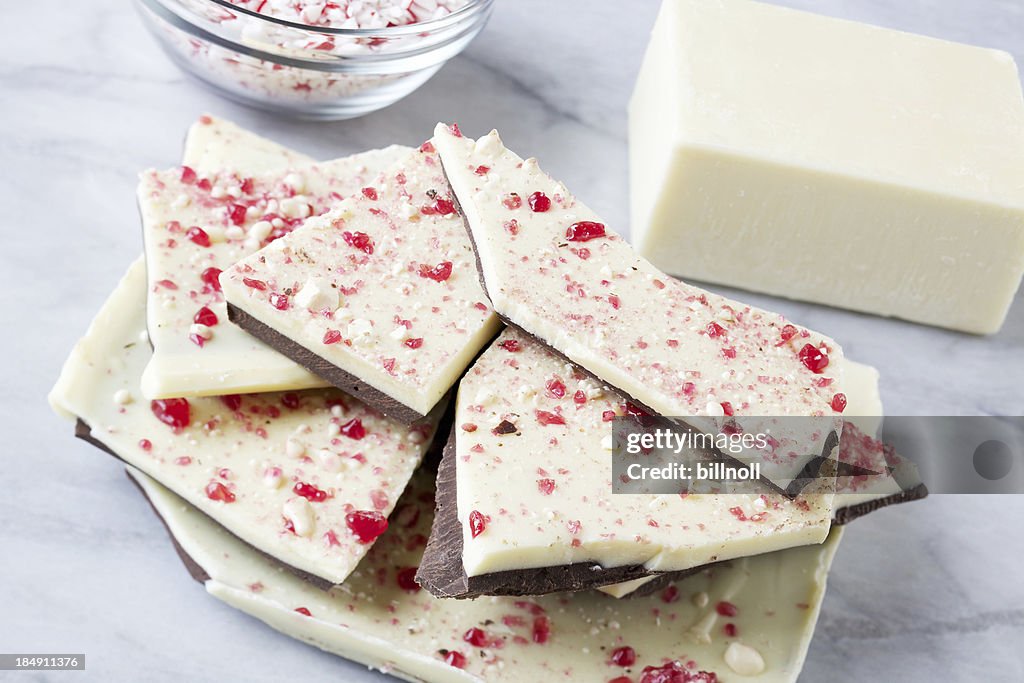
[[135, 0, 495, 120]]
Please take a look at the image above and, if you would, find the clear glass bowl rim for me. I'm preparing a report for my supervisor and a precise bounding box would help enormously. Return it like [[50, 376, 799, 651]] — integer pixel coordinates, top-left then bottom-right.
[[197, 0, 494, 37]]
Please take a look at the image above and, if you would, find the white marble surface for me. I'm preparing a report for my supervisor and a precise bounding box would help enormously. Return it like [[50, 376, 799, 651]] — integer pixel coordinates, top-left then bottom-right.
[[4, 0, 1024, 680]]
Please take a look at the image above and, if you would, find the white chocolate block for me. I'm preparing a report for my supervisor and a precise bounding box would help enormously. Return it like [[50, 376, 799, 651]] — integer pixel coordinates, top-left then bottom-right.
[[140, 146, 410, 399], [222, 144, 499, 418], [131, 465, 844, 683], [630, 0, 1024, 334], [49, 259, 439, 585], [454, 329, 834, 578]]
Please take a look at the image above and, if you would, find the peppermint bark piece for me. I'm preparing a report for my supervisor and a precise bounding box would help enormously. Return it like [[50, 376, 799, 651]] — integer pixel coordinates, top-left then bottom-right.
[[140, 145, 409, 399], [221, 144, 500, 424], [434, 123, 847, 487], [416, 329, 836, 599], [50, 259, 440, 586], [131, 465, 844, 683], [182, 114, 314, 173]]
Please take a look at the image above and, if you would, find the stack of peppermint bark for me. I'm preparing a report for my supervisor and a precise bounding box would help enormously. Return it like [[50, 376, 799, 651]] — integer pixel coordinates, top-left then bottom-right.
[[50, 116, 926, 682]]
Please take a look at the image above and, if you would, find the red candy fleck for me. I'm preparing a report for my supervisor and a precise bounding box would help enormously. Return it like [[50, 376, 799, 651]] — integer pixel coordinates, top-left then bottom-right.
[[608, 294, 621, 309], [361, 187, 378, 200], [640, 662, 718, 683], [444, 651, 466, 669], [196, 178, 212, 191], [831, 393, 848, 413], [724, 623, 738, 637], [294, 607, 312, 617], [220, 394, 242, 411], [537, 478, 556, 495], [193, 306, 218, 326], [545, 378, 566, 399], [499, 339, 521, 352], [716, 601, 738, 617], [404, 338, 424, 349], [269, 293, 290, 311], [468, 510, 487, 538], [243, 277, 267, 291], [660, 585, 680, 603], [180, 166, 197, 184], [776, 324, 799, 346], [610, 678, 633, 683], [535, 410, 566, 426], [228, 204, 248, 226], [151, 398, 191, 430], [461, 423, 478, 432], [463, 627, 488, 647], [565, 221, 606, 242], [186, 226, 211, 247], [502, 193, 523, 210], [339, 418, 366, 440], [706, 322, 726, 338], [323, 329, 342, 345], [423, 197, 456, 216], [798, 343, 830, 374], [345, 510, 388, 544], [447, 123, 463, 138], [419, 140, 436, 153], [200, 267, 223, 292], [573, 390, 587, 405], [138, 439, 152, 451], [528, 191, 551, 212], [474, 165, 490, 175], [531, 616, 551, 644], [720, 401, 734, 417], [610, 646, 637, 667], [282, 393, 300, 409], [397, 567, 421, 592], [205, 481, 235, 503], [343, 231, 374, 254], [418, 261, 453, 282], [293, 482, 328, 503]]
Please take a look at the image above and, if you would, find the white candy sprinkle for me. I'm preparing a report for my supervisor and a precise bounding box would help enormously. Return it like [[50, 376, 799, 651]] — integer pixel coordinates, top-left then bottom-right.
[[724, 642, 766, 676], [282, 498, 316, 537]]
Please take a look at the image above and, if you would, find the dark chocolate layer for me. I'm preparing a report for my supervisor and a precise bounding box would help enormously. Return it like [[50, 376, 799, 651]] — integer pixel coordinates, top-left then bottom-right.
[[225, 302, 427, 426]]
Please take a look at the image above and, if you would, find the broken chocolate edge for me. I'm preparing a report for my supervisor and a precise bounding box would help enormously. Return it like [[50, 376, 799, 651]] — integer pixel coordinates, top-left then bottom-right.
[[225, 302, 428, 426]]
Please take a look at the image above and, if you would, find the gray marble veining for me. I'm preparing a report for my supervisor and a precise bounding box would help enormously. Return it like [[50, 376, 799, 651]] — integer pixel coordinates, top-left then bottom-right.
[[2, 0, 1022, 681]]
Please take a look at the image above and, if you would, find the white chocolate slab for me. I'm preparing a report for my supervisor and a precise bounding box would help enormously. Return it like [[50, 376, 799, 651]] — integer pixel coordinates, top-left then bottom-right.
[[132, 465, 844, 683], [629, 0, 1024, 334], [182, 114, 314, 173], [222, 144, 499, 418], [50, 259, 439, 585], [453, 328, 834, 578], [140, 145, 410, 399], [434, 123, 846, 486]]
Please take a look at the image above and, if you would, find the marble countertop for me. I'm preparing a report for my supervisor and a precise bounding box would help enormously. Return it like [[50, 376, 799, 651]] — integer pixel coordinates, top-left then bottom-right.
[[4, 0, 1023, 680]]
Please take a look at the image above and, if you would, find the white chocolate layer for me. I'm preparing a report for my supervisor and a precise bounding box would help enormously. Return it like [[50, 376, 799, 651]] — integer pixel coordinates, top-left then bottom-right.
[[183, 115, 314, 173], [222, 144, 499, 417], [434, 123, 846, 486], [454, 329, 834, 577], [629, 0, 1024, 334], [50, 259, 438, 585], [132, 465, 843, 683], [140, 145, 410, 399]]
